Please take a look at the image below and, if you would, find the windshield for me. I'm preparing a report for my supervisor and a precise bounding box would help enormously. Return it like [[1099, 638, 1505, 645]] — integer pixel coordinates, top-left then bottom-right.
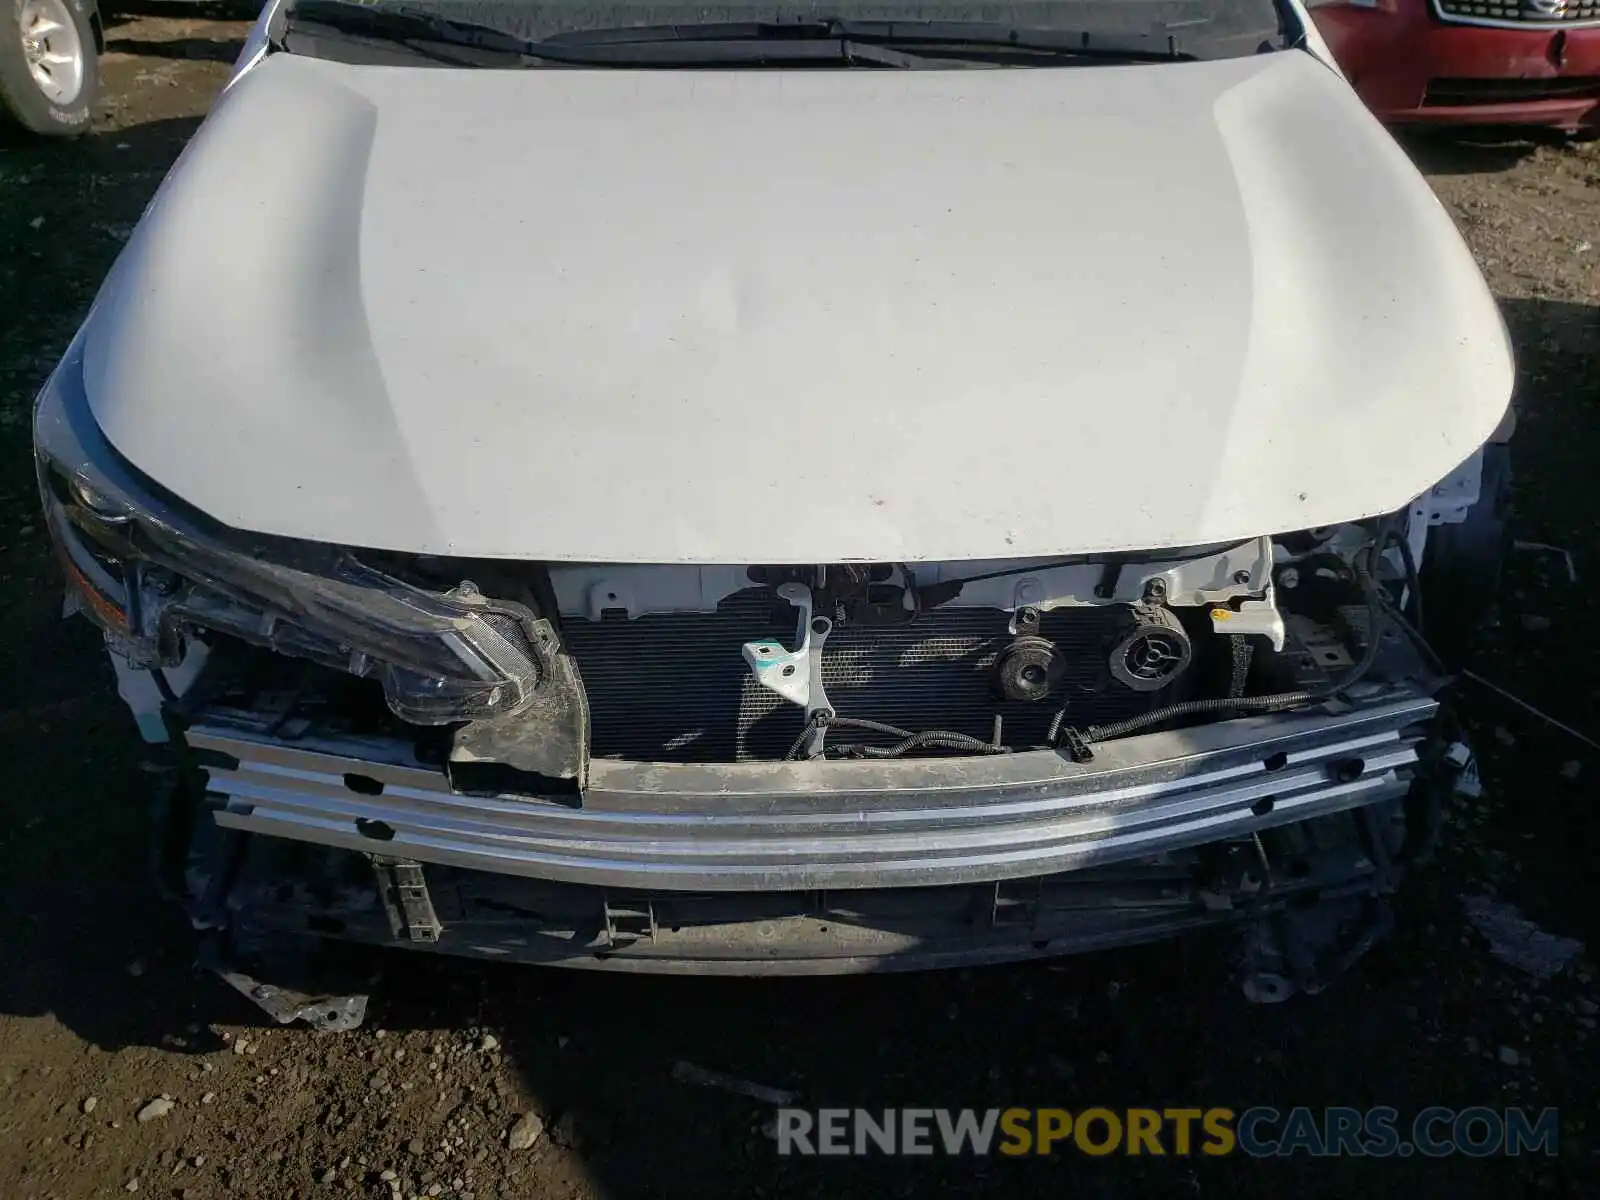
[[281, 0, 1289, 61]]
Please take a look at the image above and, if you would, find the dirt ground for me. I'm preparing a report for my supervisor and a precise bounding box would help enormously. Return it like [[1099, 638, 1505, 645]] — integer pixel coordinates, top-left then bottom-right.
[[3, 16, 1600, 1199]]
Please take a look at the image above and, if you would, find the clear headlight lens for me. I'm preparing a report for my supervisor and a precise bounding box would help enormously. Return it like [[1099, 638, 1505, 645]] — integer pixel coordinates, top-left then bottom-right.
[[37, 453, 544, 725]]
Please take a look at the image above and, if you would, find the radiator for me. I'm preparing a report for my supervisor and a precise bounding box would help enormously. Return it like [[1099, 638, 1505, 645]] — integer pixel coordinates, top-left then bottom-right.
[[561, 587, 1166, 762]]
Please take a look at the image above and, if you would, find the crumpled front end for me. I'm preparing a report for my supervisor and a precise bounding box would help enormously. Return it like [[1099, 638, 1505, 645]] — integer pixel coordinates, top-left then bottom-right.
[[156, 547, 1450, 999], [176, 688, 1442, 996], [35, 333, 1472, 1004]]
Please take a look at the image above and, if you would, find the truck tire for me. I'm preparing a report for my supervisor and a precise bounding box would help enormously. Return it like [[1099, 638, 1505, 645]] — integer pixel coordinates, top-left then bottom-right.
[[0, 0, 97, 136]]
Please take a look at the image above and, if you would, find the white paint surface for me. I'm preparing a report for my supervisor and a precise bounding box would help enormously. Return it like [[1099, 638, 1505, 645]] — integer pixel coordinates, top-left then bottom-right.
[[81, 49, 1512, 563]]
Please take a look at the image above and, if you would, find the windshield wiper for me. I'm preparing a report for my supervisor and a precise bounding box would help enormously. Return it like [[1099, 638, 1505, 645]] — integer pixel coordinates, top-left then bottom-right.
[[285, 0, 541, 64], [547, 20, 1204, 62], [282, 4, 1206, 68], [283, 3, 947, 67]]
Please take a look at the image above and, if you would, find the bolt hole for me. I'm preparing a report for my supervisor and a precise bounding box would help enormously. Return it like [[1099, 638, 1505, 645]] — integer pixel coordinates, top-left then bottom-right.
[[1263, 751, 1289, 773], [1251, 795, 1276, 817], [343, 773, 384, 796], [1332, 757, 1365, 784], [354, 817, 395, 842], [812, 617, 830, 635], [781, 665, 796, 677]]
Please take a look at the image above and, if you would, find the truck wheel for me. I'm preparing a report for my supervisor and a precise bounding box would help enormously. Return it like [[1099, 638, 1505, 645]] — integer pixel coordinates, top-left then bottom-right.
[[0, 0, 97, 136]]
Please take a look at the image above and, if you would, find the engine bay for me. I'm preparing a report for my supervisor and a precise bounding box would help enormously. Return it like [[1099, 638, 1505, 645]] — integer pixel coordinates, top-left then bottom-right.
[[560, 583, 1221, 763], [166, 520, 1439, 780]]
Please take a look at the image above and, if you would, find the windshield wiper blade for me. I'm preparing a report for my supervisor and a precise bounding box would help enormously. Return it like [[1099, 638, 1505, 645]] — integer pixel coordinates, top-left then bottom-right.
[[285, 0, 544, 62], [283, 4, 1200, 67], [831, 20, 1201, 60], [284, 4, 942, 67], [542, 21, 838, 46], [533, 35, 940, 67], [549, 19, 1202, 61]]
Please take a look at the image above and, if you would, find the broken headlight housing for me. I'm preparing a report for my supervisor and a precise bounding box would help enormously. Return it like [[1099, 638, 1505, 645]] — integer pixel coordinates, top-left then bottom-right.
[[35, 396, 544, 726]]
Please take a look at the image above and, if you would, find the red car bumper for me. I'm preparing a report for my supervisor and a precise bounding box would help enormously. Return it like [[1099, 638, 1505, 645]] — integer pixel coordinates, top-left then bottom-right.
[[1313, 0, 1600, 129]]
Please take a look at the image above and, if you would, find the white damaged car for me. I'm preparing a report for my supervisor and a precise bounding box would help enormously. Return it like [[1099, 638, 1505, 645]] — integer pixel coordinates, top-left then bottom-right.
[[35, 0, 1514, 1023]]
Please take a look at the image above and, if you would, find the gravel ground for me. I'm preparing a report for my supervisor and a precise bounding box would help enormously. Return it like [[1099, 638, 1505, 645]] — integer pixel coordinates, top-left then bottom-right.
[[2, 18, 1599, 1199]]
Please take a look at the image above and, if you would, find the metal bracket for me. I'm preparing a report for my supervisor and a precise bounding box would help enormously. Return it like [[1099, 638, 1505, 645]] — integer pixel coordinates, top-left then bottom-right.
[[988, 878, 1044, 928], [216, 969, 369, 1033], [198, 936, 369, 1032], [601, 896, 657, 947], [1208, 580, 1287, 652], [742, 582, 834, 758], [372, 856, 443, 944]]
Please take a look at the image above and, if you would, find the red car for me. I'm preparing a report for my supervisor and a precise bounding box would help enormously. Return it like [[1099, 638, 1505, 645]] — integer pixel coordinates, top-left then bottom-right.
[[1311, 0, 1600, 131]]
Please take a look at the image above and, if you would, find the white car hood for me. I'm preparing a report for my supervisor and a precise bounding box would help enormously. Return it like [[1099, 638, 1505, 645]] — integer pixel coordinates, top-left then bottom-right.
[[81, 49, 1512, 564]]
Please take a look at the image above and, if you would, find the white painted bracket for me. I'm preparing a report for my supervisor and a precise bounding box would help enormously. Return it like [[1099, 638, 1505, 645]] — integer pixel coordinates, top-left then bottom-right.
[[1208, 580, 1287, 652], [742, 582, 833, 715]]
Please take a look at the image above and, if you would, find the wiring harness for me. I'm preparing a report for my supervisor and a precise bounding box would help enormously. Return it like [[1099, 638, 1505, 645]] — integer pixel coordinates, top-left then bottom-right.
[[785, 712, 1007, 761], [1049, 518, 1410, 761], [782, 518, 1436, 764]]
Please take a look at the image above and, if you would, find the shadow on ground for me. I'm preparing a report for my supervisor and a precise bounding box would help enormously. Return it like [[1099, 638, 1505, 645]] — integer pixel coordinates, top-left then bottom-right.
[[104, 0, 263, 18], [105, 33, 250, 61], [1389, 126, 1590, 176]]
